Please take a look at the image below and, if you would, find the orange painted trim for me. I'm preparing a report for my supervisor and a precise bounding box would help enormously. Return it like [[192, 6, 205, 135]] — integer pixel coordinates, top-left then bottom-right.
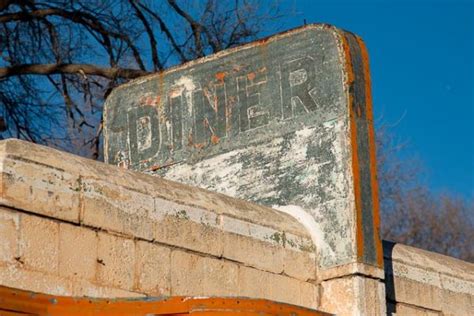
[[355, 36, 384, 267], [0, 286, 330, 316], [339, 31, 365, 262]]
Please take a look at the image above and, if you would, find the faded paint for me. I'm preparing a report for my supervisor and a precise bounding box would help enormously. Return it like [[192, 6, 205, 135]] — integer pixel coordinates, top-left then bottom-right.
[[103, 24, 383, 270], [273, 204, 332, 258]]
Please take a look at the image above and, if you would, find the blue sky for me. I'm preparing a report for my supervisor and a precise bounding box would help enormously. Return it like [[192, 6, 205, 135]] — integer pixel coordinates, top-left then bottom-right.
[[279, 0, 473, 198]]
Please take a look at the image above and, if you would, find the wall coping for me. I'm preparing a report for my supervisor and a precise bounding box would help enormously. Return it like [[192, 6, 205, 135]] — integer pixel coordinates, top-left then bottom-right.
[[383, 240, 474, 295], [0, 139, 314, 254]]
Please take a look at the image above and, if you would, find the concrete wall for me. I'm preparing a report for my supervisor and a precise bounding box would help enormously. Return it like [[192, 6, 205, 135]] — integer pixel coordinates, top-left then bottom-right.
[[0, 139, 317, 308], [0, 139, 472, 315], [384, 241, 473, 315]]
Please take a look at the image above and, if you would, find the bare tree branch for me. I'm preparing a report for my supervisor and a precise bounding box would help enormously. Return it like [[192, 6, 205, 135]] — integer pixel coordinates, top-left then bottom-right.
[[0, 7, 148, 69], [167, 0, 205, 57], [0, 63, 149, 79], [137, 1, 188, 63], [0, 0, 281, 159], [128, 0, 162, 71]]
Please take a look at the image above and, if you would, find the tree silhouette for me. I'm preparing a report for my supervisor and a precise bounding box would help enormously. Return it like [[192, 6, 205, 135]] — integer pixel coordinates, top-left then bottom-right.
[[0, 0, 280, 157]]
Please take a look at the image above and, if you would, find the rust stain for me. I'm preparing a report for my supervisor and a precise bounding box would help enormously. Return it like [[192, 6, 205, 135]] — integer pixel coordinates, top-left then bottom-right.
[[255, 37, 270, 45], [215, 72, 226, 83], [187, 131, 206, 149], [356, 35, 383, 267], [194, 143, 206, 150], [139, 95, 159, 106], [147, 160, 181, 171], [339, 31, 364, 262], [203, 88, 219, 110], [210, 134, 220, 144], [0, 285, 330, 315], [341, 37, 355, 86], [247, 72, 256, 81], [158, 71, 165, 97], [148, 165, 162, 172], [154, 95, 161, 106]]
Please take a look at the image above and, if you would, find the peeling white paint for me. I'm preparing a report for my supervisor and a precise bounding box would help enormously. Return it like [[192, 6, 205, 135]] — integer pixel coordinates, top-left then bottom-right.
[[171, 76, 197, 97], [165, 149, 245, 198], [273, 204, 334, 258], [160, 121, 353, 266], [171, 75, 197, 116]]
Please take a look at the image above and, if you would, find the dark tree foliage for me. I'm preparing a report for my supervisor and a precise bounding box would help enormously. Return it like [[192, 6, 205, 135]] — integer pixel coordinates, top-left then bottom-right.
[[0, 0, 280, 157]]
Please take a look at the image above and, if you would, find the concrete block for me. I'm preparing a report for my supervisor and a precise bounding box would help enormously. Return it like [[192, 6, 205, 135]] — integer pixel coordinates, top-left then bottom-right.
[[170, 250, 238, 296], [222, 233, 284, 275], [237, 265, 273, 299], [0, 207, 19, 263], [384, 240, 474, 283], [0, 261, 144, 299], [299, 281, 320, 309], [358, 275, 387, 316], [282, 248, 317, 281], [153, 214, 224, 257], [386, 274, 442, 311], [0, 262, 71, 296], [384, 241, 473, 314], [268, 273, 307, 307], [82, 179, 154, 240], [320, 276, 355, 315], [223, 230, 315, 281], [19, 214, 59, 274], [1, 157, 80, 222], [440, 273, 474, 295], [440, 289, 473, 316], [0, 139, 314, 257], [71, 279, 145, 298], [135, 240, 171, 295], [96, 232, 135, 290], [59, 223, 97, 280], [320, 275, 385, 316], [395, 303, 441, 316], [237, 265, 318, 309]]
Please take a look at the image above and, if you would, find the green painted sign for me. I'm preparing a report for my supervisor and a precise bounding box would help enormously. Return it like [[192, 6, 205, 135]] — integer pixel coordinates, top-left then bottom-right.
[[104, 25, 383, 272]]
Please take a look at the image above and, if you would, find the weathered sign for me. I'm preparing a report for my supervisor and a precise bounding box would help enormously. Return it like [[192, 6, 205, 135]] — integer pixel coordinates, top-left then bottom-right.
[[104, 24, 383, 271]]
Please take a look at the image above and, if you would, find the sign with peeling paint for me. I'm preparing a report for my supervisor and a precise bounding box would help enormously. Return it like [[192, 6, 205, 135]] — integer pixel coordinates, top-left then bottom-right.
[[104, 25, 383, 271]]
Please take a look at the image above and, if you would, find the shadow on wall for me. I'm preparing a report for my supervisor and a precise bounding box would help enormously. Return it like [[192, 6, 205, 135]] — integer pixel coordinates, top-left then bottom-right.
[[383, 240, 396, 314]]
